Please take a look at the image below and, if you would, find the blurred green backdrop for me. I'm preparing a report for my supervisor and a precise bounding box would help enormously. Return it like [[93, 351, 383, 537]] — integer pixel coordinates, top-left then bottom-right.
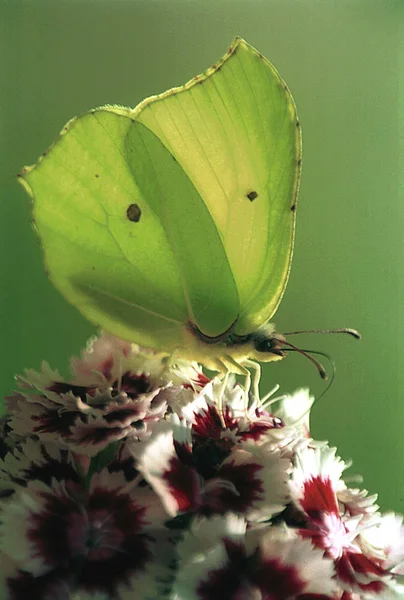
[[1, 0, 403, 513]]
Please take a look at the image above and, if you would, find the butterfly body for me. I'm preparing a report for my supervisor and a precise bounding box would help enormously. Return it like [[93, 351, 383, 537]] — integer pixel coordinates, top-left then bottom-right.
[[177, 321, 286, 373]]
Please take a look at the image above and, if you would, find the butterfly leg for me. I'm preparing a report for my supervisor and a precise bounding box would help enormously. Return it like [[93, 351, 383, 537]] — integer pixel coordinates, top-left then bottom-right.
[[157, 349, 182, 382], [222, 354, 252, 415], [208, 357, 232, 428], [243, 359, 261, 403]]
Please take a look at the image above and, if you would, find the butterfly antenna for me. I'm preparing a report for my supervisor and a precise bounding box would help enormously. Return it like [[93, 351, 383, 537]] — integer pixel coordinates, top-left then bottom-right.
[[293, 349, 336, 430], [263, 350, 336, 425], [280, 340, 328, 379], [291, 348, 337, 406], [282, 327, 361, 339]]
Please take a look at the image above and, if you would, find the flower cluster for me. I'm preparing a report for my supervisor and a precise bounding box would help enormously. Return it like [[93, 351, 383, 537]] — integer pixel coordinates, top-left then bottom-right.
[[0, 333, 403, 599]]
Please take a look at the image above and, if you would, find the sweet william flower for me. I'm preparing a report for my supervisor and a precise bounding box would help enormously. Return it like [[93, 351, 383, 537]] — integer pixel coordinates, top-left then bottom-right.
[[132, 379, 291, 522], [173, 514, 337, 600], [180, 377, 286, 445], [5, 333, 207, 457], [0, 440, 173, 600], [290, 445, 404, 597], [70, 333, 209, 399], [1, 333, 404, 599]]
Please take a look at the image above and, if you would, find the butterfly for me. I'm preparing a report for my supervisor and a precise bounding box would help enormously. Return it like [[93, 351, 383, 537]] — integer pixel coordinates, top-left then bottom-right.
[[19, 37, 302, 390]]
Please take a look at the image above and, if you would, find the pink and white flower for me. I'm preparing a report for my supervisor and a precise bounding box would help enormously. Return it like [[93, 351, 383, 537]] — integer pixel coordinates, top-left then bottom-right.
[[174, 514, 337, 599], [2, 333, 404, 599], [5, 333, 206, 457], [290, 445, 404, 597], [0, 440, 172, 600], [132, 382, 291, 521]]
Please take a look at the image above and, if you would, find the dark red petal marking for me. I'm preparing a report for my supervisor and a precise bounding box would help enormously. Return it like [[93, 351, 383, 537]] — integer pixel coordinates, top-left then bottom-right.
[[196, 541, 249, 600], [107, 454, 140, 482], [201, 461, 263, 515], [71, 425, 127, 445], [23, 450, 80, 487], [164, 456, 201, 512], [300, 477, 339, 517], [192, 438, 232, 480], [27, 484, 155, 597], [192, 405, 234, 441], [347, 551, 384, 575], [79, 504, 154, 595], [174, 439, 194, 467], [31, 410, 78, 436], [336, 552, 386, 592], [240, 417, 282, 442], [254, 557, 305, 598], [28, 486, 84, 567], [112, 372, 150, 397], [196, 541, 308, 600], [103, 407, 146, 424], [298, 526, 329, 551], [48, 381, 96, 400], [183, 372, 210, 390], [195, 372, 210, 387]]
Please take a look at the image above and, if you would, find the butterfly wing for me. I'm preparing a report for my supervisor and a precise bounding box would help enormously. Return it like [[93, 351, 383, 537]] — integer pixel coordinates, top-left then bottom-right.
[[134, 37, 301, 335], [20, 110, 239, 348]]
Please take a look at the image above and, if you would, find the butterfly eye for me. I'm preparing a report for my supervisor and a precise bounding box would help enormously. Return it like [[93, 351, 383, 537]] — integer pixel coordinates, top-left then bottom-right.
[[253, 335, 285, 356]]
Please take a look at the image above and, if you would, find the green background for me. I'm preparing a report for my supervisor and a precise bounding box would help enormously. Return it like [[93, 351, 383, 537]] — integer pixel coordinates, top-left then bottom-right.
[[1, 0, 403, 513]]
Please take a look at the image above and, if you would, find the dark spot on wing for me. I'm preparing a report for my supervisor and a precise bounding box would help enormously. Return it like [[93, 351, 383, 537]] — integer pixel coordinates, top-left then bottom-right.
[[297, 159, 302, 167], [126, 204, 142, 222], [95, 173, 99, 178], [291, 204, 297, 212], [247, 191, 258, 202], [296, 121, 300, 128]]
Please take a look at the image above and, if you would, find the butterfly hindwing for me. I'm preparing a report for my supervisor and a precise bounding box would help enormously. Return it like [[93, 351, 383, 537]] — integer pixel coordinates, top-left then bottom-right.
[[21, 108, 239, 348]]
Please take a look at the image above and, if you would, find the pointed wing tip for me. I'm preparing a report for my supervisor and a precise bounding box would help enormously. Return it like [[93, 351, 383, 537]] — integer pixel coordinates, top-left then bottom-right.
[[230, 37, 262, 55], [228, 37, 253, 57], [230, 35, 245, 48]]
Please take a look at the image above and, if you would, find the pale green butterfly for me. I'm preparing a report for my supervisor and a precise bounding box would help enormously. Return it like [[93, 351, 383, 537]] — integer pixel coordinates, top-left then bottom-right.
[[19, 38, 303, 389]]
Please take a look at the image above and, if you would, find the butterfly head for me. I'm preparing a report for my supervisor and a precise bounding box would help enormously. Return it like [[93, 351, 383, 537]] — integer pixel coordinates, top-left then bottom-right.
[[248, 325, 287, 363]]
